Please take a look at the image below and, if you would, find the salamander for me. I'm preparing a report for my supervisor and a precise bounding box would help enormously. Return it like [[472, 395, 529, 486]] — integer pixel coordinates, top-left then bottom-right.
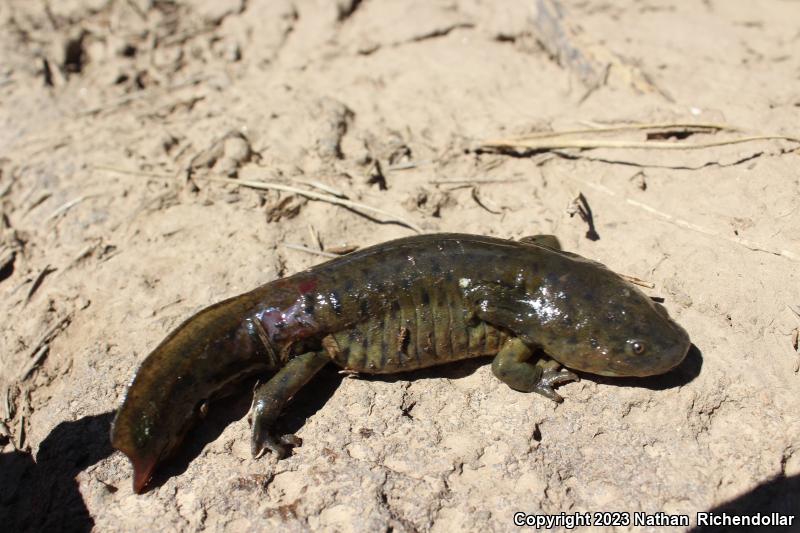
[[110, 233, 690, 493]]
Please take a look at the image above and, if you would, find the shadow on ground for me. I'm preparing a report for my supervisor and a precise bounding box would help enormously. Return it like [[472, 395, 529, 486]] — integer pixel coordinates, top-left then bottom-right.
[[151, 343, 702, 490], [150, 365, 344, 492], [0, 367, 345, 527], [0, 411, 115, 532], [149, 386, 253, 491], [689, 473, 799, 532], [359, 355, 490, 385], [361, 343, 702, 393]]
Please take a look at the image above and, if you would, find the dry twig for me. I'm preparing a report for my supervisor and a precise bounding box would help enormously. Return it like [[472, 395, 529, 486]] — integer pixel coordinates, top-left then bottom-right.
[[24, 314, 72, 364], [19, 344, 49, 381], [26, 265, 56, 302], [470, 187, 503, 215], [17, 415, 25, 450]]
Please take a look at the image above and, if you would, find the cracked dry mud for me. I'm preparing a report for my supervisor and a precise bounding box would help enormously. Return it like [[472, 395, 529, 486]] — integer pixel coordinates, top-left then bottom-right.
[[1, 1, 799, 531]]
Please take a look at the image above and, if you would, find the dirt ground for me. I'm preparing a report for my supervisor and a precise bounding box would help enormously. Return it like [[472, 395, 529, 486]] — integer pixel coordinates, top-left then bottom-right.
[[1, 0, 799, 531]]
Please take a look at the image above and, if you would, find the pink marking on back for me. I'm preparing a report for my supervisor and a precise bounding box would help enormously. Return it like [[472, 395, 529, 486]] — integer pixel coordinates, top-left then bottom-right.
[[297, 278, 318, 294], [255, 296, 319, 343]]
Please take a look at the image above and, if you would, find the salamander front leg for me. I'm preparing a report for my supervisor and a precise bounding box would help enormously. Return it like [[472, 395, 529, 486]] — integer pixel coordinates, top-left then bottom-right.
[[251, 351, 330, 459], [491, 338, 579, 403]]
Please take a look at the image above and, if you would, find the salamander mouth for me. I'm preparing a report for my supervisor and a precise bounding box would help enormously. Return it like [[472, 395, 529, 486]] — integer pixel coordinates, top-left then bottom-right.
[[131, 453, 158, 493], [605, 350, 689, 378], [593, 359, 661, 378], [111, 426, 163, 494]]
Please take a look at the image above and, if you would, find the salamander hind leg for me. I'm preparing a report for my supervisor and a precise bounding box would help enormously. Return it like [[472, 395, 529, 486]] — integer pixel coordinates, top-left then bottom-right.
[[250, 350, 330, 459], [491, 338, 579, 403]]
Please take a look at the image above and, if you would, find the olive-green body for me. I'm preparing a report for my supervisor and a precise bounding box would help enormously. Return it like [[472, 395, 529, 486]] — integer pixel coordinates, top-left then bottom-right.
[[111, 233, 691, 493], [315, 236, 519, 373]]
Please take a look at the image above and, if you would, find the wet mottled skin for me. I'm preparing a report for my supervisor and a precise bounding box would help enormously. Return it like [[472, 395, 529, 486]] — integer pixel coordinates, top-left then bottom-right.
[[111, 233, 691, 493]]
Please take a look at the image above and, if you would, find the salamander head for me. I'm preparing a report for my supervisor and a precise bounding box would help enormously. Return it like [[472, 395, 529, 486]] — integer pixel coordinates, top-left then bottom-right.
[[529, 265, 690, 378], [110, 367, 204, 494], [110, 300, 270, 494]]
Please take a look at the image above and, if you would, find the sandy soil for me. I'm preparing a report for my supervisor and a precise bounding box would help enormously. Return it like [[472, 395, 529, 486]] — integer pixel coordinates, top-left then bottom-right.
[[1, 0, 799, 531]]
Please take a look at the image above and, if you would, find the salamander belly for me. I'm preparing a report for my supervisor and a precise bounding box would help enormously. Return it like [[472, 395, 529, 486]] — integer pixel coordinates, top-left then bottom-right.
[[321, 282, 510, 373]]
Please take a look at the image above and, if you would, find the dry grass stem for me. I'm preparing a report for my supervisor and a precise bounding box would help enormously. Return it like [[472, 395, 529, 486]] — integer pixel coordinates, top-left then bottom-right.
[[60, 242, 100, 276], [208, 177, 423, 233], [481, 134, 800, 151], [1, 387, 11, 420], [93, 165, 175, 179], [619, 274, 656, 289], [19, 344, 49, 381], [292, 179, 347, 198], [283, 243, 340, 258], [17, 415, 25, 450], [46, 195, 98, 222], [307, 224, 323, 250], [387, 160, 433, 171], [94, 166, 423, 232], [24, 314, 72, 365], [511, 122, 735, 140], [431, 178, 525, 185]]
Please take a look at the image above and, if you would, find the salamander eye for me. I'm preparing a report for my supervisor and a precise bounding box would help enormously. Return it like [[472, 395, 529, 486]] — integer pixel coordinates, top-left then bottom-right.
[[627, 340, 646, 356]]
